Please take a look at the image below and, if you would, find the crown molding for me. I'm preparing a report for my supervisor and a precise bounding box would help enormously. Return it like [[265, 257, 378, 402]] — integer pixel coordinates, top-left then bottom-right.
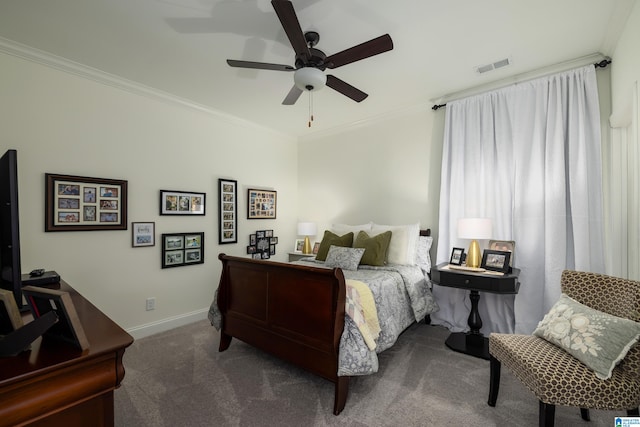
[[0, 37, 293, 141]]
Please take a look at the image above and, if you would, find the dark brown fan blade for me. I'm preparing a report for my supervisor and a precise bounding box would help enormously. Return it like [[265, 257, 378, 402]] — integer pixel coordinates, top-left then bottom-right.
[[282, 85, 303, 105], [325, 34, 393, 69], [271, 0, 310, 62], [326, 75, 368, 102], [227, 59, 295, 71]]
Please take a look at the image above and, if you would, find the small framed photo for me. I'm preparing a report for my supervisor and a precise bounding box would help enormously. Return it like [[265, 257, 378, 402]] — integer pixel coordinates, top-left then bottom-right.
[[481, 250, 512, 273], [45, 173, 128, 231], [160, 190, 205, 215], [313, 242, 320, 255], [449, 247, 465, 265], [0, 289, 23, 334], [162, 232, 204, 268], [489, 240, 516, 266], [132, 222, 155, 247], [247, 188, 277, 219], [22, 285, 90, 350], [294, 239, 305, 253], [218, 179, 237, 244]]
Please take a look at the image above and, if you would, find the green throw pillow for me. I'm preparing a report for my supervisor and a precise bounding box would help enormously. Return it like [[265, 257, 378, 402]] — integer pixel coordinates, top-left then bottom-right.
[[315, 231, 354, 261], [533, 294, 640, 379], [353, 231, 392, 266]]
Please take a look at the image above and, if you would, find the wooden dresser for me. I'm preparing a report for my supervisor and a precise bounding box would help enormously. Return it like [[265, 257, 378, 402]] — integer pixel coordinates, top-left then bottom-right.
[[0, 281, 133, 426]]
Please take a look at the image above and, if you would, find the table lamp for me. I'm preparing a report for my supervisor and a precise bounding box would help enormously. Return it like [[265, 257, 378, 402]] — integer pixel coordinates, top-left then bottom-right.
[[297, 222, 317, 254], [457, 218, 492, 268]]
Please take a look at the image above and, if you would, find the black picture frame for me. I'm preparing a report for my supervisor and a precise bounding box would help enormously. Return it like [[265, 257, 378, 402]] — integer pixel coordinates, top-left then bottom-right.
[[45, 173, 128, 232], [481, 249, 512, 273], [449, 247, 465, 265], [247, 188, 277, 219], [160, 190, 205, 215], [22, 285, 89, 350], [161, 232, 204, 268], [248, 230, 279, 259], [218, 179, 237, 244]]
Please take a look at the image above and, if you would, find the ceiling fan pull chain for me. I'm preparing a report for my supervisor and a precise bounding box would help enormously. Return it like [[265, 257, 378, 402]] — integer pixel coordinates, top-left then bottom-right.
[[308, 91, 313, 127]]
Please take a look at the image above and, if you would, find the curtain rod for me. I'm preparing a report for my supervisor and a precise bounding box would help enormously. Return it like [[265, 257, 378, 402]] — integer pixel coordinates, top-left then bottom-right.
[[432, 56, 611, 111]]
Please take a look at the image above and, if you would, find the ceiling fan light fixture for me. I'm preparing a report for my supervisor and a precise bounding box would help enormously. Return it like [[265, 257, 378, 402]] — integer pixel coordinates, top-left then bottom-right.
[[294, 67, 326, 91]]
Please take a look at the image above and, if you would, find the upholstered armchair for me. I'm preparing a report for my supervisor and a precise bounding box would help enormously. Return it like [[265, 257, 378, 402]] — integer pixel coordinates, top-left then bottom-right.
[[488, 270, 640, 427]]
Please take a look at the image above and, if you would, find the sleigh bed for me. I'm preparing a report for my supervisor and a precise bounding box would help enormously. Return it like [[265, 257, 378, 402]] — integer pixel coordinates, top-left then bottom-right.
[[209, 226, 437, 415]]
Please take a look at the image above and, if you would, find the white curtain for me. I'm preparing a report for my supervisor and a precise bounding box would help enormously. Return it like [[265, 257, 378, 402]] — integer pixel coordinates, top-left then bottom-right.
[[432, 65, 605, 335]]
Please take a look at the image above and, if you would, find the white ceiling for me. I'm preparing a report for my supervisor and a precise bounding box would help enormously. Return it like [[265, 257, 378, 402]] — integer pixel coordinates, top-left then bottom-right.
[[0, 0, 633, 138]]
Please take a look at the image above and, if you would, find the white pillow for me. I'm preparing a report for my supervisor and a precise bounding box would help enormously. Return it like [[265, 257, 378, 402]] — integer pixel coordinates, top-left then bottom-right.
[[371, 223, 420, 265], [331, 222, 373, 238], [415, 235, 433, 274]]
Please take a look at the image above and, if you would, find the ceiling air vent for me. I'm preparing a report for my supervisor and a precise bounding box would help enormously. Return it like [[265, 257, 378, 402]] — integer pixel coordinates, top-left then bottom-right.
[[475, 57, 512, 74]]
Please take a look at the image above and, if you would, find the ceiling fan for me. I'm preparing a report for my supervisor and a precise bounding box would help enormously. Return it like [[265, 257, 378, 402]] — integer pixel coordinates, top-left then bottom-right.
[[226, 0, 394, 106]]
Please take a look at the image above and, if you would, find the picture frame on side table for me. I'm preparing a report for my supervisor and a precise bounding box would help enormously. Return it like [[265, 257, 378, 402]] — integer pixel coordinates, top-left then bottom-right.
[[489, 240, 516, 266], [22, 285, 90, 351], [132, 222, 155, 247], [161, 232, 204, 268], [449, 247, 465, 265], [481, 250, 512, 273], [294, 239, 305, 253], [160, 190, 205, 215], [218, 179, 237, 244], [247, 188, 276, 219], [45, 173, 128, 232]]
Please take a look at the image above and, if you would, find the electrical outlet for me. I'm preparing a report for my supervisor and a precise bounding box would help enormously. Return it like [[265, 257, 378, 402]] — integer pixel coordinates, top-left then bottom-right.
[[146, 297, 155, 311]]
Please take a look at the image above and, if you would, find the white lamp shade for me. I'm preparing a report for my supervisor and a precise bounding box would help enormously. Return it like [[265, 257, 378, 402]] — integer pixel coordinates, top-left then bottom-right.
[[297, 222, 317, 236], [294, 67, 326, 92], [457, 218, 492, 240]]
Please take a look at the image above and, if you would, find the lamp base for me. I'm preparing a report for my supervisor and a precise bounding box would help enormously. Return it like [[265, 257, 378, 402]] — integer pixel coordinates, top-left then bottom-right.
[[467, 239, 482, 268], [302, 236, 312, 254]]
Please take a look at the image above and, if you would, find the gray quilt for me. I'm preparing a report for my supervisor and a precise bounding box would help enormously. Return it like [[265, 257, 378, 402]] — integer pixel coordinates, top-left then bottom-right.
[[208, 261, 439, 377]]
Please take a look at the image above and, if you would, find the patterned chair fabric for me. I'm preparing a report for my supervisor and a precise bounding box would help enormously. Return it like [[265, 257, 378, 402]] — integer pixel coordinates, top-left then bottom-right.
[[488, 270, 640, 425]]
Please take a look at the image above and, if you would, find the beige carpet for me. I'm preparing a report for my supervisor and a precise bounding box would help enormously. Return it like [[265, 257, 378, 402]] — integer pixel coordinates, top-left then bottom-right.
[[115, 319, 626, 426]]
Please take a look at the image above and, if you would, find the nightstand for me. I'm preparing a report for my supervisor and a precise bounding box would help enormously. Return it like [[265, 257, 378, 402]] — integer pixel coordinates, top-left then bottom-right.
[[288, 252, 315, 262], [431, 262, 520, 360]]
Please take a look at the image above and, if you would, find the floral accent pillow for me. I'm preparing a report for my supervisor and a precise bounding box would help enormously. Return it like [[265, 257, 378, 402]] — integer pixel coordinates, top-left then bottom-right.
[[324, 245, 365, 271], [533, 294, 640, 379]]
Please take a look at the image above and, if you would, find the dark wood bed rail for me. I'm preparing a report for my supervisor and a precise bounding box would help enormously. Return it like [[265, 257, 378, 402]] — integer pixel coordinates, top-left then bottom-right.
[[217, 253, 349, 414]]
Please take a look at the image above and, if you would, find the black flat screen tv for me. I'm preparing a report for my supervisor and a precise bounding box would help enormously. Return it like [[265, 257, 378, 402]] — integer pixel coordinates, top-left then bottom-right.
[[0, 149, 23, 310]]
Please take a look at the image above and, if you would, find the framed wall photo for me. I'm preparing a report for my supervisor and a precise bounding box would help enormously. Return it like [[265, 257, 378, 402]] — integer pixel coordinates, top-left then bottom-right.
[[45, 173, 127, 231], [160, 190, 205, 215], [449, 247, 465, 265], [489, 240, 516, 266], [247, 230, 278, 259], [481, 250, 512, 273], [247, 188, 277, 219], [161, 232, 204, 268], [132, 222, 155, 247], [218, 179, 237, 244]]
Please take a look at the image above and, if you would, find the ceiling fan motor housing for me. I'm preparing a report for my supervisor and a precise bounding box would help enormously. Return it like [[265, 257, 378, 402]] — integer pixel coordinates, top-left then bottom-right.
[[294, 67, 326, 91]]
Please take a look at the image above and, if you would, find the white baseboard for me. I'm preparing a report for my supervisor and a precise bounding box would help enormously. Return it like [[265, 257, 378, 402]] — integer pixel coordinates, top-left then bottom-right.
[[126, 308, 209, 340]]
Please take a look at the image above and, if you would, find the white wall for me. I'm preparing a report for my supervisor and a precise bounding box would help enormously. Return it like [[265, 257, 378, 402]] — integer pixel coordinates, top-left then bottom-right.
[[297, 105, 445, 252], [0, 51, 298, 337], [607, 0, 640, 280]]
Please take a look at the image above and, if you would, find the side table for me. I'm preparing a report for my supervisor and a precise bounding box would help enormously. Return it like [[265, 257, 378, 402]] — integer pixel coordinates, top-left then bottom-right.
[[431, 262, 520, 360], [288, 252, 315, 262]]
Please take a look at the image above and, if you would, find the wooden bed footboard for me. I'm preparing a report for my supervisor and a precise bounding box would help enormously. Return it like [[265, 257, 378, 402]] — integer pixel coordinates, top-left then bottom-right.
[[217, 253, 349, 415]]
